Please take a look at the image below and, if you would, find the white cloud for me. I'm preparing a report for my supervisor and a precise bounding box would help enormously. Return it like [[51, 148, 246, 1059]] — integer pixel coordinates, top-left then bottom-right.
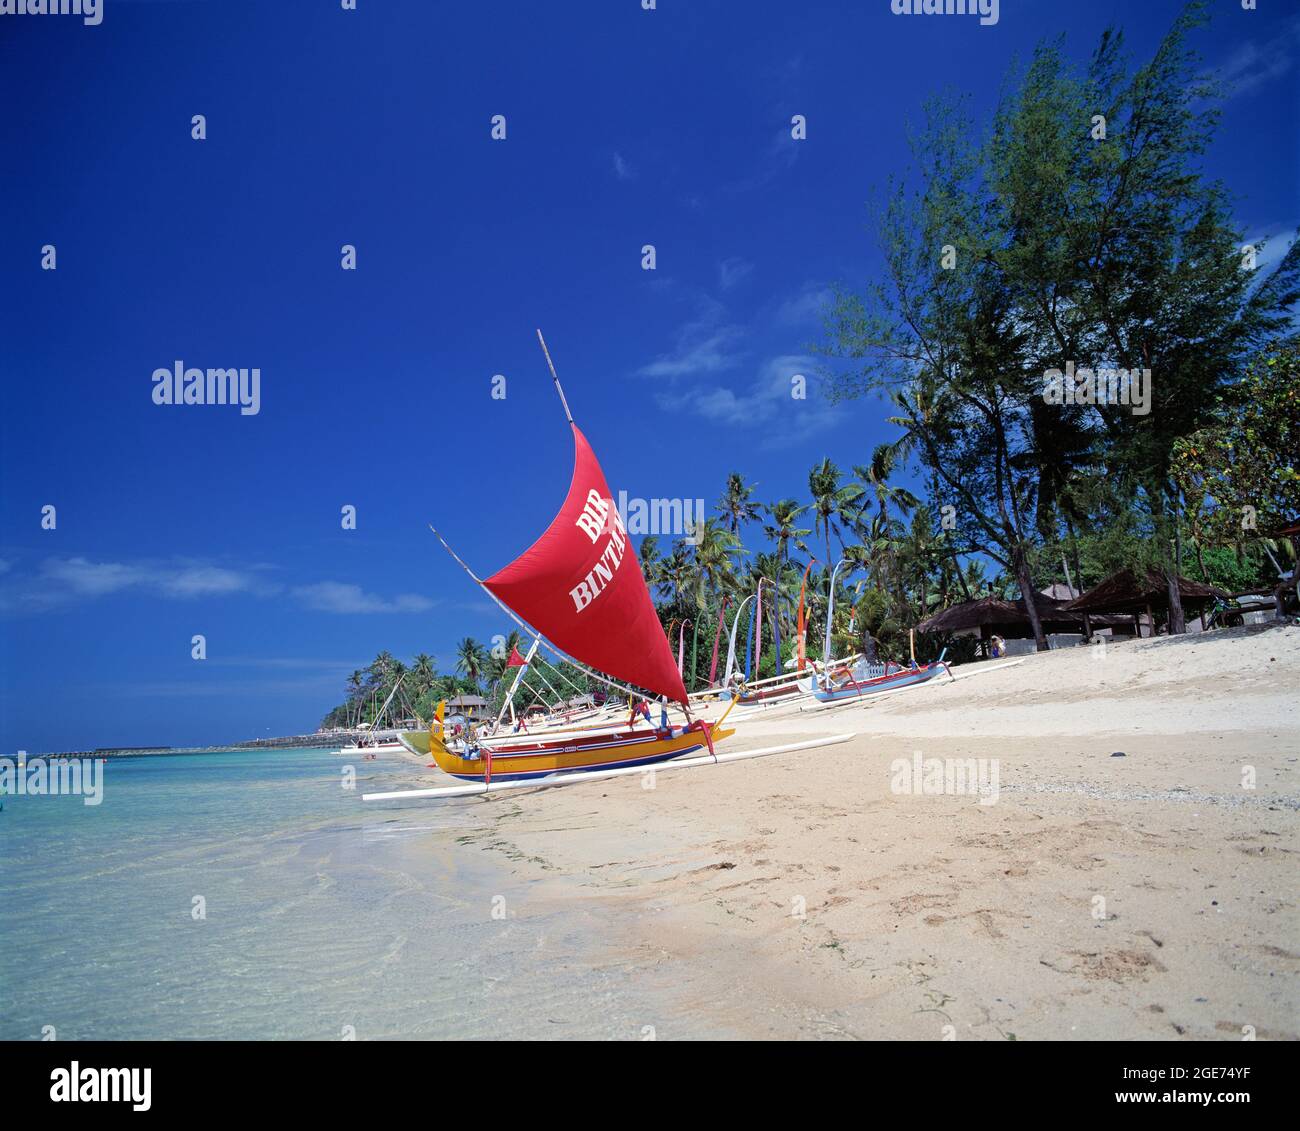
[[1211, 16, 1300, 99], [291, 581, 434, 615], [718, 257, 754, 290], [773, 283, 832, 327], [656, 354, 843, 447], [636, 299, 745, 380], [1244, 226, 1298, 275], [34, 557, 263, 601], [0, 557, 433, 616], [612, 151, 635, 181]]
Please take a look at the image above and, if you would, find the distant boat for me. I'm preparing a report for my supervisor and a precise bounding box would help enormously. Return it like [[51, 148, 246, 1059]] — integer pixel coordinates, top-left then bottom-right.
[[335, 739, 406, 756], [336, 675, 407, 754]]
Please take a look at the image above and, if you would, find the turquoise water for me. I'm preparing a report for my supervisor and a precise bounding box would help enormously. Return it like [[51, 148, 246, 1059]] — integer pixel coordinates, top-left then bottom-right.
[[0, 747, 662, 1039]]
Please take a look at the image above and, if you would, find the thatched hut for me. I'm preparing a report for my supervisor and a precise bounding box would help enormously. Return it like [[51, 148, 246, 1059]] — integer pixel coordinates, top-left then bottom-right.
[[1065, 569, 1224, 636], [915, 592, 1092, 654]]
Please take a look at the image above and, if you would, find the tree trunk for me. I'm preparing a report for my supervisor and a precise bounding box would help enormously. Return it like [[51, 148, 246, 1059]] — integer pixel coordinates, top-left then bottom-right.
[[952, 551, 972, 601], [1193, 538, 1209, 583], [1012, 543, 1048, 651], [1163, 489, 1187, 634], [1164, 566, 1187, 635], [1065, 515, 1084, 597]]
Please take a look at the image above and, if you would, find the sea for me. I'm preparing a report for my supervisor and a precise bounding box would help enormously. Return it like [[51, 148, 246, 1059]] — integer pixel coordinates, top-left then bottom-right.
[[0, 746, 670, 1040]]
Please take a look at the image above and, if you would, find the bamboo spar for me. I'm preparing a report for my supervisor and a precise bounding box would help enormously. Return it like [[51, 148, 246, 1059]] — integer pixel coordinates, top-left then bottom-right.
[[536, 329, 575, 425], [489, 637, 541, 732], [427, 524, 692, 715]]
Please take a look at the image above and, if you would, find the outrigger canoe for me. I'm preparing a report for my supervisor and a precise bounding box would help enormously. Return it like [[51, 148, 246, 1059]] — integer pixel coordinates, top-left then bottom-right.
[[813, 658, 951, 703], [399, 717, 735, 782]]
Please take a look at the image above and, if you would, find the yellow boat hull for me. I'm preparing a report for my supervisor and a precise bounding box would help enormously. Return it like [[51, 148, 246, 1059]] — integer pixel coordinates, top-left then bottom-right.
[[400, 725, 734, 781]]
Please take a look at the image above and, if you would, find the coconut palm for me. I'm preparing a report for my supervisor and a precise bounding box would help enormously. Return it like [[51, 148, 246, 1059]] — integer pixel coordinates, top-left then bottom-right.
[[763, 498, 813, 571], [851, 443, 920, 531], [411, 653, 436, 695], [658, 543, 695, 606], [638, 535, 665, 593], [345, 669, 365, 728], [716, 472, 762, 536], [808, 458, 863, 571], [454, 637, 488, 692], [687, 518, 743, 607]]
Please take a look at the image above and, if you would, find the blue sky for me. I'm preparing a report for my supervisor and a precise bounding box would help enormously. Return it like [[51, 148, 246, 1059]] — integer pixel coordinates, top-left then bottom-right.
[[1, 0, 1296, 752]]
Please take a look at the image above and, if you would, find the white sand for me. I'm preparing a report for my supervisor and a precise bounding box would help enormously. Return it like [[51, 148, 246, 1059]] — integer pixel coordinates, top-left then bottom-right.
[[415, 624, 1299, 1040]]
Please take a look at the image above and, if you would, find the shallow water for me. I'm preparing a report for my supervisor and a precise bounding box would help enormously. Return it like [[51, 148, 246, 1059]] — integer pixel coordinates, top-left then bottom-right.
[[0, 747, 668, 1039]]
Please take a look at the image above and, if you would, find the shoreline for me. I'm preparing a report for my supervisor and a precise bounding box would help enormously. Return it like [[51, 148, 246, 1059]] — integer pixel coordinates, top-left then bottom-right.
[[20, 729, 398, 760]]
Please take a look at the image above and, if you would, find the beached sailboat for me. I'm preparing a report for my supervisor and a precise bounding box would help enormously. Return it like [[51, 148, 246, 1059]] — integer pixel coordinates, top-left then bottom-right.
[[812, 657, 951, 702], [363, 332, 855, 803], [394, 332, 735, 784], [807, 561, 953, 703], [404, 703, 734, 781]]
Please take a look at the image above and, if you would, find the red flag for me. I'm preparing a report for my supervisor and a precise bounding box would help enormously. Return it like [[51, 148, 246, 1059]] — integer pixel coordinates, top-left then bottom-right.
[[506, 645, 527, 667], [795, 560, 815, 671], [483, 424, 689, 704]]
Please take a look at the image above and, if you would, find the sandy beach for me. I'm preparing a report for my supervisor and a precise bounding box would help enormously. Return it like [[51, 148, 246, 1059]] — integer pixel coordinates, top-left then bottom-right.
[[414, 625, 1298, 1040]]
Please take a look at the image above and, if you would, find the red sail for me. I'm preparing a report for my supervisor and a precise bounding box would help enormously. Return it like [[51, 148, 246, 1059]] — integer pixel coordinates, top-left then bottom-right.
[[483, 424, 689, 704]]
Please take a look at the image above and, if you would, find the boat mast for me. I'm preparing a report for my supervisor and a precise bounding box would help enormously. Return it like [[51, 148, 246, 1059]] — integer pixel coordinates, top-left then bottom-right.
[[489, 637, 541, 732], [537, 329, 575, 425]]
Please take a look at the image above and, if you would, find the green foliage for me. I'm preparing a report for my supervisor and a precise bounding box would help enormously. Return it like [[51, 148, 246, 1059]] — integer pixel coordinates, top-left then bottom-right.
[[1173, 342, 1300, 545]]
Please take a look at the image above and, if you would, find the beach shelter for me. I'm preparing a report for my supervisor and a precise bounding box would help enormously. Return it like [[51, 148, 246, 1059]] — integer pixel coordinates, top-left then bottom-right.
[[1065, 569, 1224, 636], [915, 592, 1084, 645]]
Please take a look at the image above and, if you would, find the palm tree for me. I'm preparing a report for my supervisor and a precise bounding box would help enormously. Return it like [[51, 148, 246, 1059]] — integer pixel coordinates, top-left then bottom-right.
[[895, 507, 942, 619], [763, 498, 812, 571], [716, 472, 762, 536], [851, 443, 920, 531], [345, 669, 365, 728], [638, 535, 665, 594], [658, 543, 695, 606], [368, 650, 397, 692], [411, 653, 436, 696], [687, 519, 743, 607], [808, 458, 863, 570], [454, 637, 488, 692]]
